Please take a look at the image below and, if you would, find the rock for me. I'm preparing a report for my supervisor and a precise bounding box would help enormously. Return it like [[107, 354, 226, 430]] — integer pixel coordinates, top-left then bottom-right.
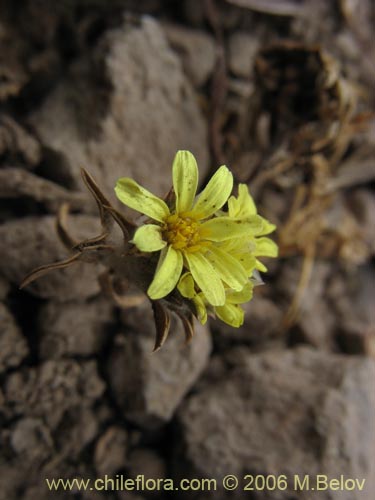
[[0, 303, 28, 373], [117, 493, 146, 500], [38, 298, 114, 359], [212, 293, 284, 350], [0, 168, 87, 212], [4, 359, 105, 429], [0, 461, 97, 500], [123, 448, 166, 498], [328, 264, 375, 357], [228, 32, 259, 78], [278, 259, 337, 348], [163, 23, 216, 87], [108, 303, 212, 428], [295, 300, 336, 350], [95, 426, 128, 477], [347, 189, 375, 256], [174, 347, 375, 499], [30, 17, 209, 209], [0, 215, 101, 300], [55, 406, 100, 459], [9, 417, 53, 463], [127, 448, 166, 482], [0, 276, 10, 300], [0, 115, 41, 166], [0, 24, 28, 102]]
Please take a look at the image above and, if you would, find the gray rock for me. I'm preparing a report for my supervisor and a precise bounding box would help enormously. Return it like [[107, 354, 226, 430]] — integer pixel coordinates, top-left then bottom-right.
[[9, 417, 53, 463], [95, 426, 128, 477], [163, 23, 216, 87], [278, 259, 336, 348], [108, 303, 212, 428], [38, 298, 114, 359], [0, 303, 28, 373], [0, 115, 41, 167], [0, 168, 87, 212], [55, 406, 99, 459], [174, 347, 375, 499], [328, 264, 375, 357], [212, 293, 284, 349], [127, 447, 166, 482], [348, 189, 375, 256], [0, 276, 10, 300], [228, 32, 259, 78], [4, 359, 105, 429], [30, 17, 209, 210], [0, 215, 101, 300]]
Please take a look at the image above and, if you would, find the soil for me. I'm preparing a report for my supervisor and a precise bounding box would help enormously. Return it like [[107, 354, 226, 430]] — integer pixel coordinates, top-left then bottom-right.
[[0, 1, 374, 499]]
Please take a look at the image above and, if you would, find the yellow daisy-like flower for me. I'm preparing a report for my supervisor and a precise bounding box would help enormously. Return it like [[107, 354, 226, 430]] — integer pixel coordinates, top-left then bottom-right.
[[115, 151, 263, 306], [177, 183, 278, 328]]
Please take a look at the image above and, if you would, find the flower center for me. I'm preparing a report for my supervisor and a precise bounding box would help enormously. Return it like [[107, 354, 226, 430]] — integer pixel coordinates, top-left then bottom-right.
[[163, 214, 202, 251]]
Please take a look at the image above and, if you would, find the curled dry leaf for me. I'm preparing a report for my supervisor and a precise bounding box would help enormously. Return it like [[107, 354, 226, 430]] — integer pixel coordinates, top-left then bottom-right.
[[20, 168, 195, 351]]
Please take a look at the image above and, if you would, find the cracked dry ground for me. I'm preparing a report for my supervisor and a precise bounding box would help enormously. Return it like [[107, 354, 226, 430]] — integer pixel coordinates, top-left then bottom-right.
[[0, 1, 374, 500]]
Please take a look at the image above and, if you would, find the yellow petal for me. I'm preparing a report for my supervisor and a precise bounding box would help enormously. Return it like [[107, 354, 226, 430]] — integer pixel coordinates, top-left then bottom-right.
[[147, 246, 183, 299], [258, 217, 277, 235], [192, 165, 233, 219], [173, 151, 198, 214], [132, 224, 166, 252], [255, 259, 267, 272], [177, 272, 196, 299], [185, 252, 225, 306], [215, 303, 244, 327], [254, 237, 278, 257], [115, 178, 169, 223], [232, 252, 257, 276], [228, 184, 257, 218], [225, 282, 253, 304], [206, 246, 247, 291], [200, 215, 264, 241], [193, 294, 208, 324]]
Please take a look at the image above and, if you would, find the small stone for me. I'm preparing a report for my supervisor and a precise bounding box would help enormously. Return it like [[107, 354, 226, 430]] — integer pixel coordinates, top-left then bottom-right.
[[38, 298, 114, 359], [0, 275, 10, 300], [163, 23, 216, 87], [10, 418, 53, 463], [0, 115, 41, 166], [0, 168, 87, 212], [108, 310, 212, 428], [228, 32, 259, 78], [127, 448, 166, 482], [4, 360, 105, 429], [213, 293, 283, 349], [329, 264, 375, 357], [348, 189, 375, 256], [0, 215, 101, 300], [56, 407, 99, 459], [0, 303, 28, 373], [95, 426, 128, 477]]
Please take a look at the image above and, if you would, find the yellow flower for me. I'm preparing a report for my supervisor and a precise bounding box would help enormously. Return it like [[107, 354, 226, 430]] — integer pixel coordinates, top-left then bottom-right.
[[176, 184, 278, 328], [178, 272, 254, 327], [115, 151, 263, 306]]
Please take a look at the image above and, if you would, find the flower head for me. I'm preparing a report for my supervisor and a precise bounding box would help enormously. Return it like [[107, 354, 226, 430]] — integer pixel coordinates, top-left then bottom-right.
[[115, 151, 264, 307], [115, 150, 277, 327]]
